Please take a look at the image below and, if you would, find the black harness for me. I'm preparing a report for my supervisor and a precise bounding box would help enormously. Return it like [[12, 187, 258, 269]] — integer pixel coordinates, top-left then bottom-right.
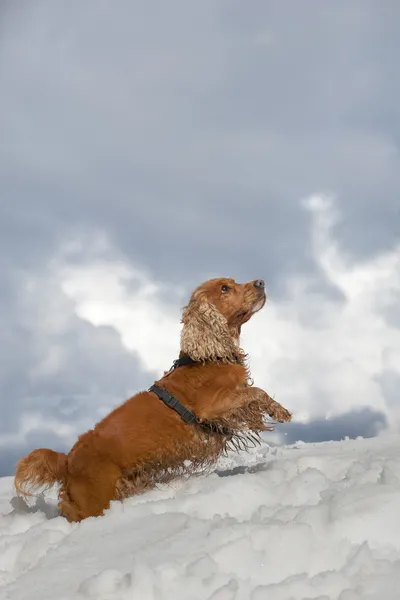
[[148, 355, 232, 434]]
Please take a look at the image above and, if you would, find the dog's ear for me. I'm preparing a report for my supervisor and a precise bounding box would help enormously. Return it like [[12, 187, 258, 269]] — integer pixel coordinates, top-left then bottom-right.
[[180, 293, 238, 362]]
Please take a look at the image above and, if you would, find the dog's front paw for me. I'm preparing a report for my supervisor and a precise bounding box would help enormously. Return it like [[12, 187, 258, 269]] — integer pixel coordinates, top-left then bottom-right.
[[266, 400, 292, 423], [271, 405, 292, 423]]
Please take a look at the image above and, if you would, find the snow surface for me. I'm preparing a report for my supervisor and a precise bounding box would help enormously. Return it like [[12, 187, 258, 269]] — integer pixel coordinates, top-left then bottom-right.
[[1, 435, 400, 600]]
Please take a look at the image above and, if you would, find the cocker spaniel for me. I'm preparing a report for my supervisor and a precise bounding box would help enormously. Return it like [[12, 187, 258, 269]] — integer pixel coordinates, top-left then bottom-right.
[[15, 277, 291, 522]]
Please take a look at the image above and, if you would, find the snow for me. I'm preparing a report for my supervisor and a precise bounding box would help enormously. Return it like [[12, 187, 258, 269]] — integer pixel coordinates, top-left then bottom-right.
[[1, 435, 400, 600]]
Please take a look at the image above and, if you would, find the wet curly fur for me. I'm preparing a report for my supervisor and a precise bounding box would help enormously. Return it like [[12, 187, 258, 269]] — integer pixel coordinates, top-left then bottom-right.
[[15, 277, 292, 521]]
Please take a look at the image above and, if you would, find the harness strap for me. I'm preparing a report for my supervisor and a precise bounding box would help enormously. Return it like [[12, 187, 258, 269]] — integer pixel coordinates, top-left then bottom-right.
[[149, 384, 199, 425]]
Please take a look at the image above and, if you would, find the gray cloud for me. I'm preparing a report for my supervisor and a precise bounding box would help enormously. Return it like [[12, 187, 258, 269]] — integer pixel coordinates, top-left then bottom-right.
[[1, 0, 399, 474], [0, 269, 153, 474], [277, 408, 388, 445], [2, 1, 399, 284]]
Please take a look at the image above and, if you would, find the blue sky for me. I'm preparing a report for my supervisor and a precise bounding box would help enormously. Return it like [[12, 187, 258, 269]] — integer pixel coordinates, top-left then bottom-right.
[[1, 0, 400, 475]]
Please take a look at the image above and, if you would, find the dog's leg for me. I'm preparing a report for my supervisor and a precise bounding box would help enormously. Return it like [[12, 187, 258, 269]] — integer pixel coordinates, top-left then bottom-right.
[[58, 460, 122, 522], [199, 386, 292, 423], [58, 485, 85, 522]]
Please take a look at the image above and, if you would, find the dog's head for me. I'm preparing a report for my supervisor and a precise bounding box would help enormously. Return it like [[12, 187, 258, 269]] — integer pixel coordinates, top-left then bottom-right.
[[180, 278, 266, 362]]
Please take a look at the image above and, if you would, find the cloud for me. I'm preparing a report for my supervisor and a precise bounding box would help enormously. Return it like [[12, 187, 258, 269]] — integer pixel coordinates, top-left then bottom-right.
[[244, 194, 400, 429], [278, 408, 387, 446], [0, 241, 152, 475], [57, 235, 183, 375], [1, 0, 400, 291]]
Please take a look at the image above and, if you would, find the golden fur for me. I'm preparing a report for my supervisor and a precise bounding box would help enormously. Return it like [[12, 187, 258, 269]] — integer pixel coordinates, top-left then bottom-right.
[[15, 278, 292, 522]]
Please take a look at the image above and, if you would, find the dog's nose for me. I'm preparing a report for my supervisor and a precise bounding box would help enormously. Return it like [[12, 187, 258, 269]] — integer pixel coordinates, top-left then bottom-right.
[[253, 279, 265, 289]]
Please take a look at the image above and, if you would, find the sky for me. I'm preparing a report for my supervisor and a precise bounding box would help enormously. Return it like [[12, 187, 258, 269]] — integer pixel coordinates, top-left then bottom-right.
[[1, 0, 400, 476]]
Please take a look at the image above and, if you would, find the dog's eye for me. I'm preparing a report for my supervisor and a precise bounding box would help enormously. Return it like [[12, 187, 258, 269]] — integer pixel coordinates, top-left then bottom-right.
[[221, 285, 230, 293]]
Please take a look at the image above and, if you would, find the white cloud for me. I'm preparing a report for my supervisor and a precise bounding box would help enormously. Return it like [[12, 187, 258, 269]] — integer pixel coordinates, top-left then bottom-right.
[[244, 194, 400, 426], [58, 247, 183, 375], [55, 195, 400, 432]]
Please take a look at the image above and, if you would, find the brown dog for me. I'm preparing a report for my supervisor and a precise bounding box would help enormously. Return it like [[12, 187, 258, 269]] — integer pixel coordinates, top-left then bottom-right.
[[15, 278, 291, 522]]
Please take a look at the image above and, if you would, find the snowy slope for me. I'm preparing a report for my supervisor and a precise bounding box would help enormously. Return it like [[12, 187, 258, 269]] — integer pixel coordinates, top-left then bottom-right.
[[1, 435, 400, 600]]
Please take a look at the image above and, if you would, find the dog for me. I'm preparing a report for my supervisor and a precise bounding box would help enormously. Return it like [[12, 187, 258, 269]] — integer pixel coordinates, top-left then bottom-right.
[[15, 278, 291, 521]]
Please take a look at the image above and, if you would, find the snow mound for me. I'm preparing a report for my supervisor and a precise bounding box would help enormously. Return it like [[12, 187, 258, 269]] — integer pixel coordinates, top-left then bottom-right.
[[1, 435, 400, 599]]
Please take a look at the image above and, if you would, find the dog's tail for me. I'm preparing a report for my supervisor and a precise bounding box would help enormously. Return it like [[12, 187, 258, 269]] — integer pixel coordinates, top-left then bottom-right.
[[15, 448, 68, 497]]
